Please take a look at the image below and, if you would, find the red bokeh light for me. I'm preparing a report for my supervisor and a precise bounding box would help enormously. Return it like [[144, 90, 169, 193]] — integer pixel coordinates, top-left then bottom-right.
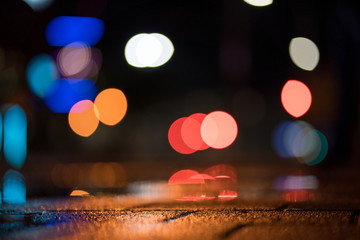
[[281, 80, 312, 118], [168, 118, 197, 154]]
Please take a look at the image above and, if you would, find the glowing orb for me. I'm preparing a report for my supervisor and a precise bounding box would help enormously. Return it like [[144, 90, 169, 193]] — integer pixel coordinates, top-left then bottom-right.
[[125, 33, 174, 68], [68, 100, 99, 137], [3, 105, 27, 169], [168, 117, 197, 154], [94, 88, 127, 126], [44, 78, 98, 113], [281, 80, 312, 118], [272, 121, 328, 165], [3, 170, 26, 204], [301, 130, 328, 166], [46, 16, 104, 46], [26, 54, 58, 98], [243, 0, 273, 7], [57, 42, 91, 77], [201, 111, 238, 149], [181, 113, 209, 151], [289, 37, 320, 71]]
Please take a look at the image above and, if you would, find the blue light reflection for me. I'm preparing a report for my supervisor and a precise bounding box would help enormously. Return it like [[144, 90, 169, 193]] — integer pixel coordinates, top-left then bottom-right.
[[3, 170, 26, 205]]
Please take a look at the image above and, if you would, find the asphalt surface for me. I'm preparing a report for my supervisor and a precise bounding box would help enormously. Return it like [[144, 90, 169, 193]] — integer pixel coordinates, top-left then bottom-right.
[[1, 163, 360, 240], [1, 195, 360, 240]]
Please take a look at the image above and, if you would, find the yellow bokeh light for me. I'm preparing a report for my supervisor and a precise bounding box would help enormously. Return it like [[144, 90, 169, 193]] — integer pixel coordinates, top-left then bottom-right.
[[68, 100, 99, 137], [94, 88, 127, 126], [289, 37, 320, 71]]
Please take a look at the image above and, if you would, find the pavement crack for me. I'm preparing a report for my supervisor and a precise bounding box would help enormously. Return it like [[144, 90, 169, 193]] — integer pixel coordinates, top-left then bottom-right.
[[221, 222, 252, 239], [273, 204, 290, 211], [162, 210, 198, 222]]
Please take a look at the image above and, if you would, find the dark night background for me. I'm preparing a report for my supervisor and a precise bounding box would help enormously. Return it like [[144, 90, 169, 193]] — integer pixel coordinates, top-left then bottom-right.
[[0, 0, 360, 197]]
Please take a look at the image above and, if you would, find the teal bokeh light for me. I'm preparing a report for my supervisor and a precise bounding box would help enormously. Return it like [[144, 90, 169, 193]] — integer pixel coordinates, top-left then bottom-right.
[[4, 105, 27, 169], [3, 170, 26, 205], [26, 54, 58, 98]]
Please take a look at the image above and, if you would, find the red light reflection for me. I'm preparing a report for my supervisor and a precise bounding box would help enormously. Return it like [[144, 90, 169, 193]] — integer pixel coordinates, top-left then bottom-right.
[[282, 190, 315, 202], [168, 169, 202, 185], [168, 165, 238, 202], [218, 190, 238, 201]]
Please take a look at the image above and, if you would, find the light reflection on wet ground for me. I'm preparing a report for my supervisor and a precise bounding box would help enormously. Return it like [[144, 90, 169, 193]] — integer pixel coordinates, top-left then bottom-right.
[[1, 164, 360, 239]]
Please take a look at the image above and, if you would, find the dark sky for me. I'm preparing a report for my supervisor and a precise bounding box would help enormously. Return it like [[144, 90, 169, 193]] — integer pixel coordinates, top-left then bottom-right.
[[0, 0, 359, 166]]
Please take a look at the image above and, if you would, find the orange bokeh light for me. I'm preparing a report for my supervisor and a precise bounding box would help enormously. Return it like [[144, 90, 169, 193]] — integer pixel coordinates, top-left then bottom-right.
[[70, 189, 91, 197], [200, 111, 238, 149], [68, 100, 99, 137], [94, 88, 127, 126], [281, 80, 312, 118]]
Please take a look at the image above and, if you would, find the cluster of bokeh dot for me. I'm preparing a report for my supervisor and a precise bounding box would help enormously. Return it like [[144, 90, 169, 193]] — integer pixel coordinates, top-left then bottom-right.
[[26, 16, 128, 137], [0, 105, 27, 204], [273, 36, 328, 165], [168, 111, 238, 154]]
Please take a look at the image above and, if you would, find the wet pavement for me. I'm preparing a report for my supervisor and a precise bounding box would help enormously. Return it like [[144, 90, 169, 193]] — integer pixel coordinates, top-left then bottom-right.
[[1, 163, 360, 239], [1, 195, 360, 240]]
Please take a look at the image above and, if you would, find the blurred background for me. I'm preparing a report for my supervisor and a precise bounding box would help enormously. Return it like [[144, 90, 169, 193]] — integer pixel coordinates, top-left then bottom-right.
[[0, 0, 359, 201]]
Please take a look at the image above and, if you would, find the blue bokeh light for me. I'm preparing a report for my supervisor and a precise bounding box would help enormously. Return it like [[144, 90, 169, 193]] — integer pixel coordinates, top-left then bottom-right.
[[4, 105, 27, 169], [45, 16, 105, 46], [44, 78, 98, 113], [272, 121, 292, 158], [3, 170, 26, 205], [26, 54, 58, 98]]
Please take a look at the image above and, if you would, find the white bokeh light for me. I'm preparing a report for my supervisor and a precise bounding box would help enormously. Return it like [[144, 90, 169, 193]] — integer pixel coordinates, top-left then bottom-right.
[[125, 33, 174, 68], [57, 42, 91, 77], [150, 33, 174, 67], [289, 37, 320, 71], [243, 0, 273, 7], [136, 34, 162, 66]]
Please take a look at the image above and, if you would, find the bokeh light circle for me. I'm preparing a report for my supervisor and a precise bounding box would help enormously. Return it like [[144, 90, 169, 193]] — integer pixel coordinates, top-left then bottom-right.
[[281, 80, 312, 118], [181, 113, 209, 151], [168, 117, 197, 154], [201, 111, 238, 149], [149, 33, 174, 67], [57, 42, 91, 77], [125, 33, 174, 68], [136, 34, 162, 66], [94, 88, 127, 126], [301, 130, 328, 166], [26, 54, 58, 98], [272, 121, 328, 165], [68, 100, 99, 137], [243, 0, 273, 7], [289, 37, 320, 71]]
